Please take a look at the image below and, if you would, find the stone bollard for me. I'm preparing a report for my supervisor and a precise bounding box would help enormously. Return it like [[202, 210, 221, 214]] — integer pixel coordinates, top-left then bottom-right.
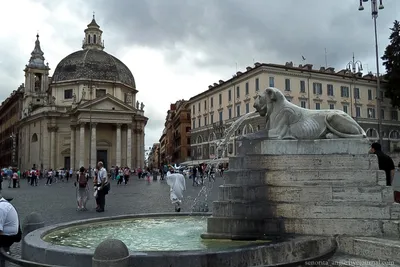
[[22, 212, 44, 239], [92, 239, 129, 267]]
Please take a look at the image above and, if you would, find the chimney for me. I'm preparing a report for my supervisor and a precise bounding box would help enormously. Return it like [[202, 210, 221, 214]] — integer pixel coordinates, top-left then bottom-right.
[[236, 71, 242, 76], [285, 61, 294, 67], [326, 67, 335, 73], [208, 85, 213, 89], [254, 62, 261, 67], [319, 67, 326, 72], [213, 83, 218, 86], [219, 80, 224, 84], [246, 66, 252, 71], [303, 64, 313, 70]]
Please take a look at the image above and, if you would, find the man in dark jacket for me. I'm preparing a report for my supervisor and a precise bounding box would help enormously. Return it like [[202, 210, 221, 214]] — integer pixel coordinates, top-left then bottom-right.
[[370, 142, 395, 186]]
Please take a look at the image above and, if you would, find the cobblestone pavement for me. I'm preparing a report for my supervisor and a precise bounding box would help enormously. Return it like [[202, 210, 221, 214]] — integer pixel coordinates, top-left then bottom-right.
[[1, 175, 224, 266]]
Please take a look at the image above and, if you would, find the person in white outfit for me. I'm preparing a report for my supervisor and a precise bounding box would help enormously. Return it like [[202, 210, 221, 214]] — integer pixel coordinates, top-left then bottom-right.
[[166, 168, 186, 212]]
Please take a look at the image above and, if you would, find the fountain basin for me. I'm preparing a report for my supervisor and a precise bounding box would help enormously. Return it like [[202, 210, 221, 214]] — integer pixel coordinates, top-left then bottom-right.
[[22, 213, 336, 267]]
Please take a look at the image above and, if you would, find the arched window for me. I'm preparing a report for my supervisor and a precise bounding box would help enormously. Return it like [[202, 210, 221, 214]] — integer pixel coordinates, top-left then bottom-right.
[[197, 135, 203, 144], [94, 34, 97, 44], [88, 35, 91, 44], [389, 130, 400, 140], [242, 125, 248, 135], [31, 133, 38, 142], [209, 132, 216, 142], [366, 128, 378, 138]]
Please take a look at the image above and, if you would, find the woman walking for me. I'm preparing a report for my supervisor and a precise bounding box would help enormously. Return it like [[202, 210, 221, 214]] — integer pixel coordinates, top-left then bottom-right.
[[75, 167, 89, 211]]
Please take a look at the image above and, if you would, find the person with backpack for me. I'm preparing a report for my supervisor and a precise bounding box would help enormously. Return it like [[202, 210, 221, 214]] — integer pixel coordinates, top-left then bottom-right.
[[75, 167, 89, 211]]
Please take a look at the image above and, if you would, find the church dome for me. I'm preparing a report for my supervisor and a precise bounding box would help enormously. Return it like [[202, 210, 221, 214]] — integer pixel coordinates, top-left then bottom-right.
[[52, 49, 136, 88], [51, 16, 136, 89]]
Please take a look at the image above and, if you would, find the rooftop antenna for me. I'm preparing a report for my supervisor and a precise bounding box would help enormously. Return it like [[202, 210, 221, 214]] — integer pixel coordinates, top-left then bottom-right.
[[235, 62, 238, 72], [324, 48, 328, 68], [301, 55, 306, 62], [93, 11, 95, 19]]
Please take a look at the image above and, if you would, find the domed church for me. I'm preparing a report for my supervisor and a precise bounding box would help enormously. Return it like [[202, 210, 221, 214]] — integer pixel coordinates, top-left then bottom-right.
[[18, 16, 148, 171]]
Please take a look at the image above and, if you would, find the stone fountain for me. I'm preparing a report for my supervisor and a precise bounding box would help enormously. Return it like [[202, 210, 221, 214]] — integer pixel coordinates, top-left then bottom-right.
[[202, 87, 400, 262]]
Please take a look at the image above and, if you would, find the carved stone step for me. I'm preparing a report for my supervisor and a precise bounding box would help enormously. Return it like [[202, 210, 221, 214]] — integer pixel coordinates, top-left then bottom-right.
[[212, 201, 392, 219], [223, 169, 267, 186], [337, 236, 400, 264], [229, 154, 378, 171], [218, 184, 389, 203]]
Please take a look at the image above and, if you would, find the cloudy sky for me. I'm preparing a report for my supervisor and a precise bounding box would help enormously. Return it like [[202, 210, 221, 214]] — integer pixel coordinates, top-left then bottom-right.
[[0, 0, 399, 149]]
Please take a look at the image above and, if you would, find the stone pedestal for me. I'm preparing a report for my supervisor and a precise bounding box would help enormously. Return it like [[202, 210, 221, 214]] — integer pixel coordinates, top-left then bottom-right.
[[202, 138, 398, 240]]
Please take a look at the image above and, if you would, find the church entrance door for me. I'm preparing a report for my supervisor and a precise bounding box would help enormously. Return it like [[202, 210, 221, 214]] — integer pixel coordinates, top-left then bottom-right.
[[97, 150, 107, 170], [64, 157, 70, 170]]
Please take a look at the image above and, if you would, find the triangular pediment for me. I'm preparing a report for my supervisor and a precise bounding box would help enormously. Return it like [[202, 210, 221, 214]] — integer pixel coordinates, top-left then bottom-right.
[[76, 94, 134, 112]]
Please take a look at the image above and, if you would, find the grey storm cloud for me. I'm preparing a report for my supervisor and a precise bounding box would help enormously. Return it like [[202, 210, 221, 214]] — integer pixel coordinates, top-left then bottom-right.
[[92, 0, 399, 70]]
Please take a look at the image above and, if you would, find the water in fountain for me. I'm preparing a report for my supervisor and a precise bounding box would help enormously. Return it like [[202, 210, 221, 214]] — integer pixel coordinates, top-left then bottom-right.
[[191, 111, 258, 213]]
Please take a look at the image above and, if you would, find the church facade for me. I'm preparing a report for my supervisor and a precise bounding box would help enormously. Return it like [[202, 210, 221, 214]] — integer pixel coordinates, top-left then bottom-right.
[[17, 17, 147, 171]]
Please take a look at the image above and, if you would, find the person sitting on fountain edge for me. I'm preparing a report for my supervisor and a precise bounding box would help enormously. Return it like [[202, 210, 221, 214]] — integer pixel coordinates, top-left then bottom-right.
[[0, 195, 21, 254], [370, 142, 395, 186], [166, 167, 186, 212]]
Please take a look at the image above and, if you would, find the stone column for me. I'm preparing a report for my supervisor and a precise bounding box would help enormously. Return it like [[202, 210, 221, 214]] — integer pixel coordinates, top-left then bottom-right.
[[79, 123, 85, 168], [140, 129, 145, 168], [70, 125, 75, 171], [116, 123, 122, 167], [134, 128, 140, 168], [48, 126, 58, 169], [91, 123, 97, 168], [126, 125, 132, 168]]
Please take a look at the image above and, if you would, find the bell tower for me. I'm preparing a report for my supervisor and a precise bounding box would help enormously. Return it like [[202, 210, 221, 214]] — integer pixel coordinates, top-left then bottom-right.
[[23, 34, 50, 116], [82, 13, 104, 51]]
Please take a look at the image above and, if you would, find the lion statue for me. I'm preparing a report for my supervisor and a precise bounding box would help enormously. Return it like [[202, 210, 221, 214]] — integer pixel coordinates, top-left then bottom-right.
[[241, 87, 366, 140]]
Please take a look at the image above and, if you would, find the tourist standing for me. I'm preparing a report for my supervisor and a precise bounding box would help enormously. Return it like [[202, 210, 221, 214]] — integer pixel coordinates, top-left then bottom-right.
[[46, 169, 53, 185], [96, 161, 109, 212], [0, 196, 21, 254], [370, 142, 395, 186], [76, 167, 89, 211]]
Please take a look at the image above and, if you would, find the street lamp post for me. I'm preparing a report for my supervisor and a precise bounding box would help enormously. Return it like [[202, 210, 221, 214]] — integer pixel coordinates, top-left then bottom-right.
[[346, 53, 363, 120], [358, 0, 384, 145]]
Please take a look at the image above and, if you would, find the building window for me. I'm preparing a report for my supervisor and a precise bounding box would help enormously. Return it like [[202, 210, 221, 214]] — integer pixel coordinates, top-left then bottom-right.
[[329, 104, 334, 110], [228, 108, 232, 119], [219, 94, 222, 105], [255, 78, 259, 91], [96, 89, 106, 98], [368, 89, 372, 100], [285, 79, 290, 91], [269, 77, 274, 87], [340, 86, 349, 98], [391, 110, 398, 121], [94, 34, 97, 44], [219, 111, 223, 122], [300, 81, 305, 93], [300, 101, 306, 108], [313, 83, 322, 95], [211, 114, 214, 124], [31, 133, 38, 142], [204, 100, 207, 110], [327, 84, 334, 96], [354, 88, 360, 99], [198, 103, 200, 112], [192, 120, 195, 129], [198, 118, 201, 127], [192, 105, 195, 115], [64, 89, 73, 99], [315, 103, 320, 110], [236, 86, 240, 98], [381, 109, 385, 120], [204, 116, 207, 126], [228, 90, 232, 102], [246, 103, 250, 113], [356, 106, 361, 117], [210, 97, 213, 108], [236, 105, 240, 117], [343, 105, 348, 114], [367, 108, 376, 118], [245, 82, 249, 95]]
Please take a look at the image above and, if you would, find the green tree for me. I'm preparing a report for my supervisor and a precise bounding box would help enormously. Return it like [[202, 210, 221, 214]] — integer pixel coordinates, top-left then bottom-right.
[[382, 20, 400, 108]]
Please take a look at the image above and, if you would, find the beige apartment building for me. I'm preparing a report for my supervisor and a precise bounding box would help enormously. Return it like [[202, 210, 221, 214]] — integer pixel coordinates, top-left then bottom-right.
[[188, 62, 400, 163]]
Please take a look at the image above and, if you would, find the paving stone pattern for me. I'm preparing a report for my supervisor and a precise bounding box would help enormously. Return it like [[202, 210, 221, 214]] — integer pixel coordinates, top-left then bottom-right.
[[2, 175, 223, 267]]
